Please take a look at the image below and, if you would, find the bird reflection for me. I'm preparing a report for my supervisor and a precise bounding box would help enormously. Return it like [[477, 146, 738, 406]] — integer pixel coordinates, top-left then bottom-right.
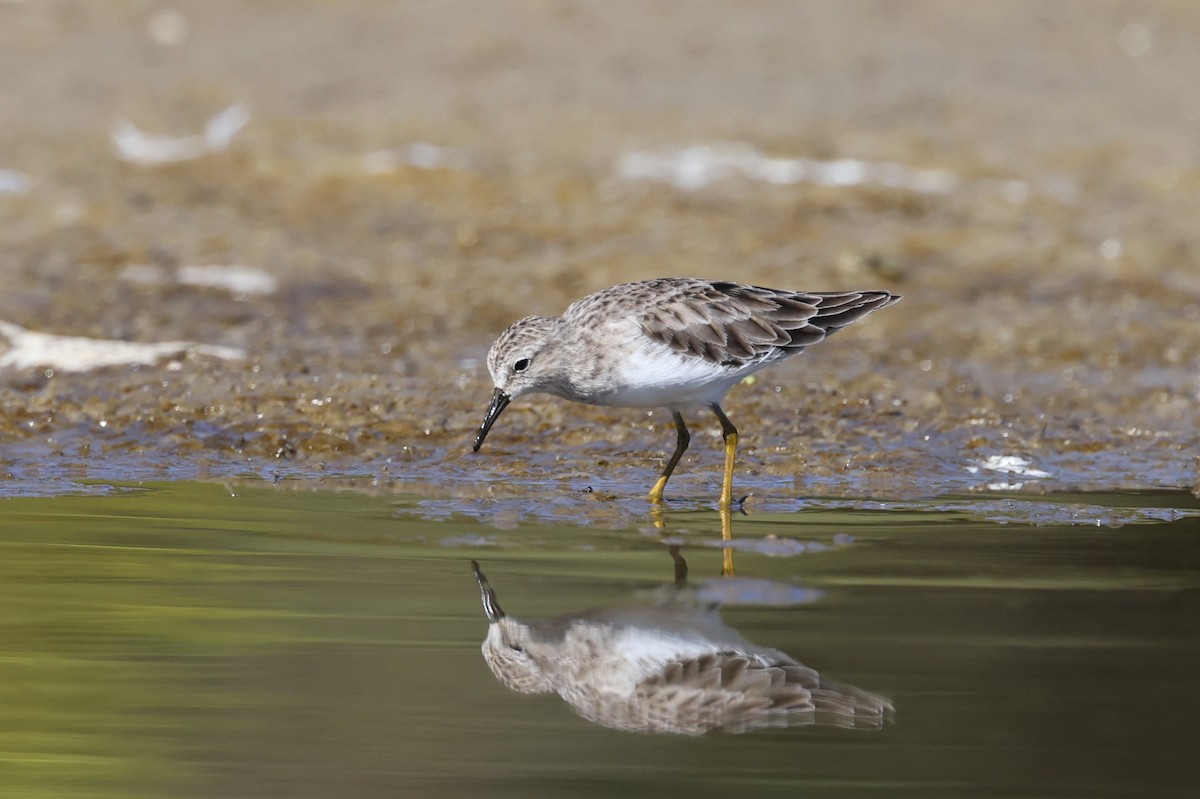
[[471, 558, 894, 735]]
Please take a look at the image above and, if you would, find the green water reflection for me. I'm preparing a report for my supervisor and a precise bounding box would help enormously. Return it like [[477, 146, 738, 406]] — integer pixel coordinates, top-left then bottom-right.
[[0, 482, 1196, 798]]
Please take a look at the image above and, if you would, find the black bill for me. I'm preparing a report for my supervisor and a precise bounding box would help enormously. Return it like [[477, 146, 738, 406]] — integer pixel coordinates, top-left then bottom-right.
[[472, 387, 511, 452], [471, 560, 505, 622]]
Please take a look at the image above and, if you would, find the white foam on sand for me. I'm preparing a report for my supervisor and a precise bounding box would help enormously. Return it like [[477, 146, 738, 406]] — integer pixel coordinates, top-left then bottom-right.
[[112, 104, 250, 166], [119, 263, 278, 298], [618, 143, 962, 193], [616, 143, 1078, 202], [0, 169, 32, 195], [965, 454, 1052, 491], [967, 455, 1053, 478], [0, 320, 244, 373], [361, 143, 473, 175]]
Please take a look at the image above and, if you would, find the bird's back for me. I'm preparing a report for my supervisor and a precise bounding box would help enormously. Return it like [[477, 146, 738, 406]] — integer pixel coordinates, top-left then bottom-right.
[[564, 278, 899, 370]]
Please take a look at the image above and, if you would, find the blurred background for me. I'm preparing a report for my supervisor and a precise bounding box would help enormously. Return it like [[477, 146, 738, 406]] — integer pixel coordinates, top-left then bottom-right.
[[3, 5, 1199, 798], [1, 0, 1198, 495]]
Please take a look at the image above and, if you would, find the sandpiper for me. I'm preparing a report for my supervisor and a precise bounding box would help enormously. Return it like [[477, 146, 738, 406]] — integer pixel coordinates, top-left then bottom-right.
[[472, 278, 899, 504], [471, 560, 894, 735]]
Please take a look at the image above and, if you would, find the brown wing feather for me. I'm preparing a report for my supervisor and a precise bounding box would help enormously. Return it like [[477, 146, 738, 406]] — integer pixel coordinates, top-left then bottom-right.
[[610, 652, 892, 734], [628, 279, 898, 368]]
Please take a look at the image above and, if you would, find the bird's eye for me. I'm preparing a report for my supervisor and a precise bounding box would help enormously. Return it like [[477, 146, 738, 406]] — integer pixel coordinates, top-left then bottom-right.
[[513, 358, 530, 373], [509, 643, 525, 653]]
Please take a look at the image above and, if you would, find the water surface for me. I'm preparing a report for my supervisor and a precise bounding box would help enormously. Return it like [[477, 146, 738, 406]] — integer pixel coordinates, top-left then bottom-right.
[[2, 481, 1196, 798]]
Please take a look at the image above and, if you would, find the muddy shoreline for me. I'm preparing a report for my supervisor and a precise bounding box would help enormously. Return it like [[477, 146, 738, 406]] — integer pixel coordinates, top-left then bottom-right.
[[2, 1, 1197, 500]]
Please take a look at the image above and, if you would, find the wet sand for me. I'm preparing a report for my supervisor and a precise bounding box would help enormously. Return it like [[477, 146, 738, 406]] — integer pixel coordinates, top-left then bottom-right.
[[1, 1, 1198, 500]]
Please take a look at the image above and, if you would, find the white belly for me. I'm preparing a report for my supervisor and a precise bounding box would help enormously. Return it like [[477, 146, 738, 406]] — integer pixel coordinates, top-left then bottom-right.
[[592, 327, 759, 409]]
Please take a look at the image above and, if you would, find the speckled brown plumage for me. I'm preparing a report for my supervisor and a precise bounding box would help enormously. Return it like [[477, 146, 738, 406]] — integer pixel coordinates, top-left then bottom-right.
[[474, 278, 900, 506], [473, 561, 895, 735]]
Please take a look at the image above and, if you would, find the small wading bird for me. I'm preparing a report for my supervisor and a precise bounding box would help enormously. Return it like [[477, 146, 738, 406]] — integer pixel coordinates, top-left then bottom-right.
[[472, 278, 899, 505], [471, 560, 895, 735]]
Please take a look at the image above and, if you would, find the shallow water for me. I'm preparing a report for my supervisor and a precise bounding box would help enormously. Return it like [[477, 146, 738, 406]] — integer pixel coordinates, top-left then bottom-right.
[[2, 481, 1196, 798]]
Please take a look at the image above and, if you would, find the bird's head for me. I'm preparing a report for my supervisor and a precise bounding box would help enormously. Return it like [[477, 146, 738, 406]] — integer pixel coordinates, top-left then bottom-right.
[[473, 316, 559, 451], [472, 561, 554, 694]]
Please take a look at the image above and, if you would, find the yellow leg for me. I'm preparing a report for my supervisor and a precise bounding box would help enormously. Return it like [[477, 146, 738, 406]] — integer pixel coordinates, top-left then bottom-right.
[[648, 411, 690, 503], [718, 503, 735, 576], [710, 404, 738, 509], [648, 498, 667, 531], [648, 475, 668, 504], [710, 404, 738, 576]]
